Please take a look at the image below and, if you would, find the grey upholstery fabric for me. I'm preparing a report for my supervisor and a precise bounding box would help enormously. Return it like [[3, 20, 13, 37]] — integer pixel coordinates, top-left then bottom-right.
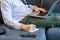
[[47, 28, 60, 40], [52, 0, 60, 13], [0, 1, 4, 24], [26, 0, 56, 10], [41, 0, 57, 10], [0, 0, 60, 40], [46, 1, 60, 40], [0, 25, 46, 40], [26, 0, 41, 7]]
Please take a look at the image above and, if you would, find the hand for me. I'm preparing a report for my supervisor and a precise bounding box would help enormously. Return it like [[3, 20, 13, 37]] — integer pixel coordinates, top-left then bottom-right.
[[20, 24, 36, 32], [33, 6, 47, 13]]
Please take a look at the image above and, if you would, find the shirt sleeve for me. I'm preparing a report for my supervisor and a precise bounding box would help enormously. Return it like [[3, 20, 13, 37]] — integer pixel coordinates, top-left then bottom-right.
[[1, 0, 24, 29], [25, 5, 36, 10]]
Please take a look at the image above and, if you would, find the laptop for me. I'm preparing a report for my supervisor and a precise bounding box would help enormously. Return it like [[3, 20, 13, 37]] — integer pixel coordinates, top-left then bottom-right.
[[28, 11, 49, 18], [28, 0, 58, 18]]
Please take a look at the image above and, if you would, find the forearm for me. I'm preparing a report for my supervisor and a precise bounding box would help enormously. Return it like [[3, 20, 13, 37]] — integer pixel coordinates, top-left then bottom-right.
[[3, 17, 23, 29]]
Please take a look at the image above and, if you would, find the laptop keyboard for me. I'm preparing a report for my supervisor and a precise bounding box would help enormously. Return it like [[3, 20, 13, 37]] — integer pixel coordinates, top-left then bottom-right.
[[37, 11, 48, 16]]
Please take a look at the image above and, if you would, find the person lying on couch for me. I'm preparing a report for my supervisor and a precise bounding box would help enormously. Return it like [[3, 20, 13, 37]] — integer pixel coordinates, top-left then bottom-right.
[[1, 0, 55, 32]]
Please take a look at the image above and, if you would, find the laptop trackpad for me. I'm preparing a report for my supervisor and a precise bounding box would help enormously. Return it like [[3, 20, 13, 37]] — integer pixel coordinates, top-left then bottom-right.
[[29, 12, 39, 16]]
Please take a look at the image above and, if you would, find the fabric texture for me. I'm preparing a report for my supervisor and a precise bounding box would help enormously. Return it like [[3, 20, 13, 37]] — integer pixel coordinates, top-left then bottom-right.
[[20, 15, 56, 28], [47, 28, 60, 40], [0, 25, 46, 40], [1, 0, 33, 29], [0, 1, 4, 24]]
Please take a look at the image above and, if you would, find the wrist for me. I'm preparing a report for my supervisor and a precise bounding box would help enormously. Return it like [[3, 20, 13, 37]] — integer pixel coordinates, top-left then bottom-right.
[[33, 6, 38, 11], [29, 5, 37, 10], [20, 24, 25, 30]]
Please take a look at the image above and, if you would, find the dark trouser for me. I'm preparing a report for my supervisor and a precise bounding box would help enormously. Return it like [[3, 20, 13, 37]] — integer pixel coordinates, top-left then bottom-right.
[[20, 15, 56, 28]]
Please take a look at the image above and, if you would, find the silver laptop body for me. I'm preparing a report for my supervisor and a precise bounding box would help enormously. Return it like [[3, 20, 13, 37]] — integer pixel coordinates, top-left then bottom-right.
[[28, 0, 59, 18], [28, 12, 48, 18]]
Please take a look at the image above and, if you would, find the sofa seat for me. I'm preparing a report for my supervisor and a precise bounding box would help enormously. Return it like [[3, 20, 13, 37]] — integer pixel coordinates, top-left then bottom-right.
[[0, 25, 46, 40], [47, 28, 60, 40]]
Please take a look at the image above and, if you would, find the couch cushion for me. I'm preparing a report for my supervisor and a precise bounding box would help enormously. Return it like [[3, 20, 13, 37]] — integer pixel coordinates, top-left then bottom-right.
[[26, 0, 56, 11], [0, 1, 4, 24], [41, 0, 56, 10], [26, 0, 41, 7], [0, 9, 4, 24], [0, 25, 46, 40], [52, 0, 60, 13], [47, 28, 60, 40]]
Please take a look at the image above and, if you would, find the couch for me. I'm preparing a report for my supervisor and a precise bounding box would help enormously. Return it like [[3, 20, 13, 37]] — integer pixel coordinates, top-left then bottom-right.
[[0, 0, 60, 40]]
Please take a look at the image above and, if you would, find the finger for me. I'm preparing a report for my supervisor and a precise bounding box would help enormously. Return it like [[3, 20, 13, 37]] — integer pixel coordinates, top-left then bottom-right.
[[31, 24, 36, 28], [38, 8, 44, 13], [42, 9, 47, 13], [39, 8, 47, 13], [30, 24, 36, 30], [35, 9, 40, 13], [36, 11, 40, 13]]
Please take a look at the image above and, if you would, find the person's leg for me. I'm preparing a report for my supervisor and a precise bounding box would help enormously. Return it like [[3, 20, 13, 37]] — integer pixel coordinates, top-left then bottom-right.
[[20, 15, 56, 28]]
